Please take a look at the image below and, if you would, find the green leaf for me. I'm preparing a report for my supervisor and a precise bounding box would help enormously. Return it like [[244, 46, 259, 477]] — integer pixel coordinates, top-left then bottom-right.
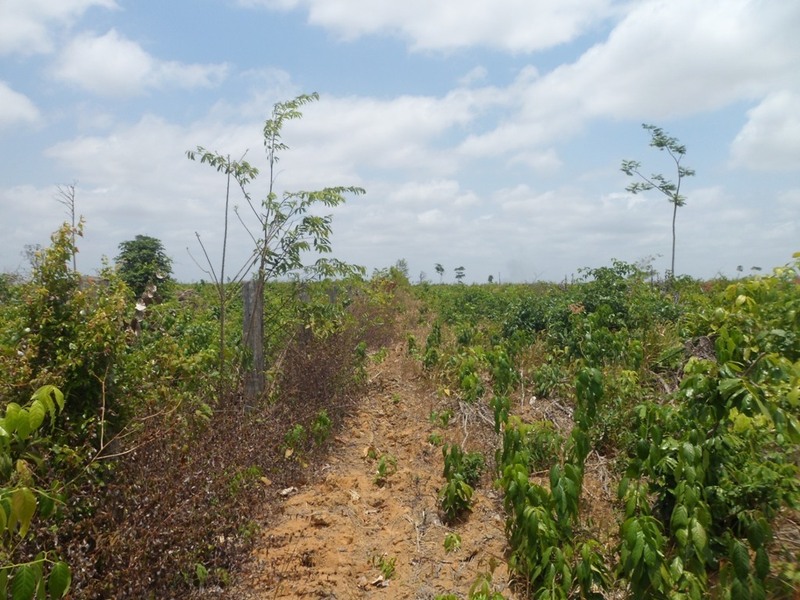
[[746, 517, 769, 549], [632, 535, 644, 565], [38, 494, 54, 519], [4, 403, 21, 434], [731, 540, 750, 580], [28, 401, 46, 431], [15, 409, 32, 442], [680, 442, 696, 464], [670, 556, 684, 580], [754, 546, 769, 580], [671, 504, 689, 530], [689, 518, 707, 554], [11, 487, 37, 538], [0, 500, 7, 534], [32, 386, 64, 414], [47, 562, 71, 599], [730, 578, 748, 600], [675, 527, 688, 547], [11, 565, 36, 600], [30, 557, 43, 600]]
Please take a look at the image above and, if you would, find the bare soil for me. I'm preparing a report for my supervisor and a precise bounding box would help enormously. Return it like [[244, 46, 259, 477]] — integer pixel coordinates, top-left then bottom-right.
[[226, 338, 518, 599]]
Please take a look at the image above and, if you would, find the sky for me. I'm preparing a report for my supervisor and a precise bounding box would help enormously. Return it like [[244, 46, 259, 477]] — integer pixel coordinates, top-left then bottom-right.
[[1, 0, 798, 284]]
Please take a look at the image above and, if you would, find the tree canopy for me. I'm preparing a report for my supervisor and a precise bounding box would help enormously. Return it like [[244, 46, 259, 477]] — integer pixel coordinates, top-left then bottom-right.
[[115, 235, 173, 298]]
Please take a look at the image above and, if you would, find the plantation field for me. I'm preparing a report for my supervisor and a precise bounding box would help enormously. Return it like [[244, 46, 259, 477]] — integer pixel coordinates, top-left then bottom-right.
[[0, 230, 798, 598]]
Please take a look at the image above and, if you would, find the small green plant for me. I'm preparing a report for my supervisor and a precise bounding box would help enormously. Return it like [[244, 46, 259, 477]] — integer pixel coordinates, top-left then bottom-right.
[[526, 420, 565, 471], [371, 347, 389, 364], [456, 325, 475, 346], [423, 322, 442, 369], [194, 562, 209, 588], [460, 452, 485, 487], [374, 555, 396, 579], [390, 393, 401, 405], [532, 362, 563, 397], [407, 334, 418, 356], [228, 465, 263, 495], [443, 532, 462, 553], [237, 520, 259, 542], [213, 567, 232, 588], [439, 474, 473, 522], [429, 409, 453, 428], [489, 394, 510, 433], [440, 444, 484, 522], [374, 453, 397, 486], [468, 559, 506, 599], [354, 341, 369, 383], [311, 409, 332, 445], [284, 424, 307, 456], [443, 444, 484, 486], [428, 432, 444, 446]]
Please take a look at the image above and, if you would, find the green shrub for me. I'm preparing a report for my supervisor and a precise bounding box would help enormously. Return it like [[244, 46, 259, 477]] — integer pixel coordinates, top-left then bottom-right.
[[0, 385, 72, 598]]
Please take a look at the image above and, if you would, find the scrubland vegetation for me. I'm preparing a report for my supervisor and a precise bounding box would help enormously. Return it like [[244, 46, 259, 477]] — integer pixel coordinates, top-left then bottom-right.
[[1, 220, 797, 598], [1, 96, 797, 598]]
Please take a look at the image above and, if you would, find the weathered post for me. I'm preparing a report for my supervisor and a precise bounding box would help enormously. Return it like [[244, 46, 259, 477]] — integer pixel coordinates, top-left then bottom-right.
[[242, 279, 265, 402]]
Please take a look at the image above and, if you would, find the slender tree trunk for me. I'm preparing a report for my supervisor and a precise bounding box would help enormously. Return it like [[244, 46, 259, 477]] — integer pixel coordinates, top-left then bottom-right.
[[670, 200, 678, 278], [218, 165, 232, 399]]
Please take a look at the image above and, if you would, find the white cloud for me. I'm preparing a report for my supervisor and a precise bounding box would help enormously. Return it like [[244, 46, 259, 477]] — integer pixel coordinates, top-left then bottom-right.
[[238, 0, 613, 52], [460, 0, 800, 159], [39, 114, 261, 277], [0, 81, 41, 127], [676, 186, 798, 275], [459, 66, 488, 87], [50, 29, 228, 96], [0, 0, 117, 56], [388, 179, 479, 208], [509, 149, 563, 173], [730, 91, 800, 171], [417, 209, 446, 227], [584, 1, 796, 116], [271, 90, 497, 187]]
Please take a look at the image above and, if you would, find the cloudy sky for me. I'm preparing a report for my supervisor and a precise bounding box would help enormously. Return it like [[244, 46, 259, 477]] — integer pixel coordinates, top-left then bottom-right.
[[1, 0, 798, 283]]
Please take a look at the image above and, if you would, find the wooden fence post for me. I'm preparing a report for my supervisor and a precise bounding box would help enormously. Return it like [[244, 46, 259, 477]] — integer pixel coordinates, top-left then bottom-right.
[[242, 279, 265, 402]]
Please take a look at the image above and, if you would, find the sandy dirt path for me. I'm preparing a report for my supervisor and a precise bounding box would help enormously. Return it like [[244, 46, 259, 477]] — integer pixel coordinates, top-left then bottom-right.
[[230, 338, 518, 599]]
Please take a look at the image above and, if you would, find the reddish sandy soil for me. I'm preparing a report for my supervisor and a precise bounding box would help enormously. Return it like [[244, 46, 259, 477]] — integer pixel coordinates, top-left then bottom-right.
[[226, 337, 519, 599]]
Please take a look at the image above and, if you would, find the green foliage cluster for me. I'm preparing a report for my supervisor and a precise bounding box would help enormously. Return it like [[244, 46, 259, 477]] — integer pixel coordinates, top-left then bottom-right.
[[501, 260, 682, 368], [418, 252, 799, 598], [439, 444, 485, 522], [619, 256, 800, 599], [115, 235, 173, 299], [0, 224, 130, 424], [0, 385, 71, 599], [494, 369, 610, 599], [283, 409, 333, 458]]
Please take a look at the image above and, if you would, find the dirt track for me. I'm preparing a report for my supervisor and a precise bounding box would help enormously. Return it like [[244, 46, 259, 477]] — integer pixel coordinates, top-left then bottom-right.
[[229, 339, 518, 599]]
